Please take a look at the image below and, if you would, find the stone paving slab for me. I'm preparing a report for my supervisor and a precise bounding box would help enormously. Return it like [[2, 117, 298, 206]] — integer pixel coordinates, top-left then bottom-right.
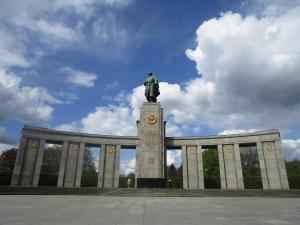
[[0, 196, 299, 225]]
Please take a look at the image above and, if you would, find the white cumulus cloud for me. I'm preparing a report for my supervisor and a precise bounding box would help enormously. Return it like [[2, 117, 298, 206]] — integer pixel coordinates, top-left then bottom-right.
[[0, 27, 31, 69], [60, 67, 98, 87], [0, 143, 16, 155], [0, 70, 61, 122], [218, 129, 261, 135], [167, 150, 182, 168], [81, 106, 136, 135], [184, 6, 300, 130], [282, 139, 300, 160], [56, 105, 136, 136], [0, 0, 135, 70], [120, 158, 135, 175]]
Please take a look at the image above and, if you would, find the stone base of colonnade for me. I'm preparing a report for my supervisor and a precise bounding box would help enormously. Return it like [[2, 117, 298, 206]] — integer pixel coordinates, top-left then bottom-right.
[[1, 186, 300, 197]]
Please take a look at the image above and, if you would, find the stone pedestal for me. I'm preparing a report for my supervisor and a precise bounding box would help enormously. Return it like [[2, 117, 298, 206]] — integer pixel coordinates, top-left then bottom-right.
[[136, 102, 166, 186]]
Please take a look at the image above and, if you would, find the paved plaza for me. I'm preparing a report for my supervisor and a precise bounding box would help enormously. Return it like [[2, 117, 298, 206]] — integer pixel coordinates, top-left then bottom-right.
[[0, 196, 299, 225]]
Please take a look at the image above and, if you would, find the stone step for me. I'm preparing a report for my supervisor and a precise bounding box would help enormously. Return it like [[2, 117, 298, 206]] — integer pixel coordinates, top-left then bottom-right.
[[103, 188, 199, 197], [1, 186, 300, 197]]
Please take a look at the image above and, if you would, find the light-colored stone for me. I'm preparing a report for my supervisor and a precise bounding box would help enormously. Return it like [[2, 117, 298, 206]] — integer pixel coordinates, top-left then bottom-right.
[[63, 142, 80, 187], [1, 196, 300, 225], [97, 144, 106, 188], [21, 126, 281, 148], [103, 145, 117, 188], [218, 144, 226, 189], [12, 108, 289, 190], [20, 138, 40, 186], [135, 145, 141, 188], [223, 144, 238, 189], [234, 143, 244, 189], [32, 139, 45, 186], [257, 141, 269, 189], [187, 146, 198, 189], [263, 142, 282, 189], [165, 130, 281, 147], [184, 145, 205, 189], [11, 137, 27, 186], [136, 102, 165, 179], [274, 140, 289, 189], [75, 143, 85, 187], [182, 146, 188, 189], [197, 145, 204, 189], [113, 145, 121, 188], [57, 141, 68, 187]]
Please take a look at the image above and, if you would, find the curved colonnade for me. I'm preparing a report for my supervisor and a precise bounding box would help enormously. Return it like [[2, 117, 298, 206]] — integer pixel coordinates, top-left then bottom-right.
[[11, 126, 289, 189]]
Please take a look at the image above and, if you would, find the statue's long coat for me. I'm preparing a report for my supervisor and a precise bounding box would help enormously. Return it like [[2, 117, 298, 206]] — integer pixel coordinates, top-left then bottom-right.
[[144, 75, 160, 99]]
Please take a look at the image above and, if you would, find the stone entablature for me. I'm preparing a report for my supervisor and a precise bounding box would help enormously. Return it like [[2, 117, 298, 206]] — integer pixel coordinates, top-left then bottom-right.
[[21, 126, 139, 147], [11, 103, 289, 190], [166, 130, 281, 146]]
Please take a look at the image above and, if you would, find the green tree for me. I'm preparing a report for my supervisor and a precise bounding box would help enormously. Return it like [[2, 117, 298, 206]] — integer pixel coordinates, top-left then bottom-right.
[[240, 146, 262, 189], [167, 164, 177, 179], [119, 172, 135, 188], [177, 165, 182, 178], [39, 146, 62, 186], [202, 149, 221, 189], [285, 159, 300, 189], [81, 148, 98, 187], [0, 148, 17, 185], [166, 163, 183, 188]]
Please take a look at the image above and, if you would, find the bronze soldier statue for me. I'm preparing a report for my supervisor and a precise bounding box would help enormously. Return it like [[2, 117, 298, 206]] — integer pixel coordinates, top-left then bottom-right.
[[144, 72, 160, 102]]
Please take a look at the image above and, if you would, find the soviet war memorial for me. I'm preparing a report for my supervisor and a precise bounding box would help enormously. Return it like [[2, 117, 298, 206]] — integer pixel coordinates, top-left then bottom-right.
[[9, 73, 290, 191], [6, 71, 289, 191], [1, 1, 300, 225]]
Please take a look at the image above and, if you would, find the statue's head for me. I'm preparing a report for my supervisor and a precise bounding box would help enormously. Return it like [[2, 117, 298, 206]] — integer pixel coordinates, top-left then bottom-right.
[[148, 72, 152, 77]]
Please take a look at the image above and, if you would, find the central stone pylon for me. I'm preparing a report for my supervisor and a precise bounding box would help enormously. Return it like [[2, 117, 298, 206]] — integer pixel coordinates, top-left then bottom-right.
[[135, 102, 166, 187]]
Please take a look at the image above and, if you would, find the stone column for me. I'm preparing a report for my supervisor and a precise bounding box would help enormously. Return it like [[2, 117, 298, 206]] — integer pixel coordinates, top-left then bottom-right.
[[98, 144, 106, 188], [257, 141, 269, 189], [262, 142, 281, 189], [32, 139, 46, 186], [11, 137, 27, 186], [234, 143, 244, 189], [218, 144, 226, 189], [113, 145, 121, 188], [223, 144, 238, 189], [75, 143, 85, 187], [186, 146, 198, 189], [274, 140, 289, 189], [184, 145, 204, 189], [57, 141, 68, 187], [181, 146, 188, 189], [197, 145, 204, 189], [103, 145, 116, 188], [64, 142, 80, 187], [135, 145, 141, 188], [20, 138, 40, 186]]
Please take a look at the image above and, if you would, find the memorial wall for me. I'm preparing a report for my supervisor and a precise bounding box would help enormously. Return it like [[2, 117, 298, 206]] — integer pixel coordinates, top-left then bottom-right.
[[11, 102, 289, 189]]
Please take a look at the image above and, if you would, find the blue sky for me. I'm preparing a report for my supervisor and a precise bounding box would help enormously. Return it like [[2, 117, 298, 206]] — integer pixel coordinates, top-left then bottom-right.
[[1, 0, 300, 166]]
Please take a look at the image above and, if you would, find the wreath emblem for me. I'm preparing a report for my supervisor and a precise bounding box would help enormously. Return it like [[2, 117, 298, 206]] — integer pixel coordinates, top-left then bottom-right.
[[147, 114, 157, 124]]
